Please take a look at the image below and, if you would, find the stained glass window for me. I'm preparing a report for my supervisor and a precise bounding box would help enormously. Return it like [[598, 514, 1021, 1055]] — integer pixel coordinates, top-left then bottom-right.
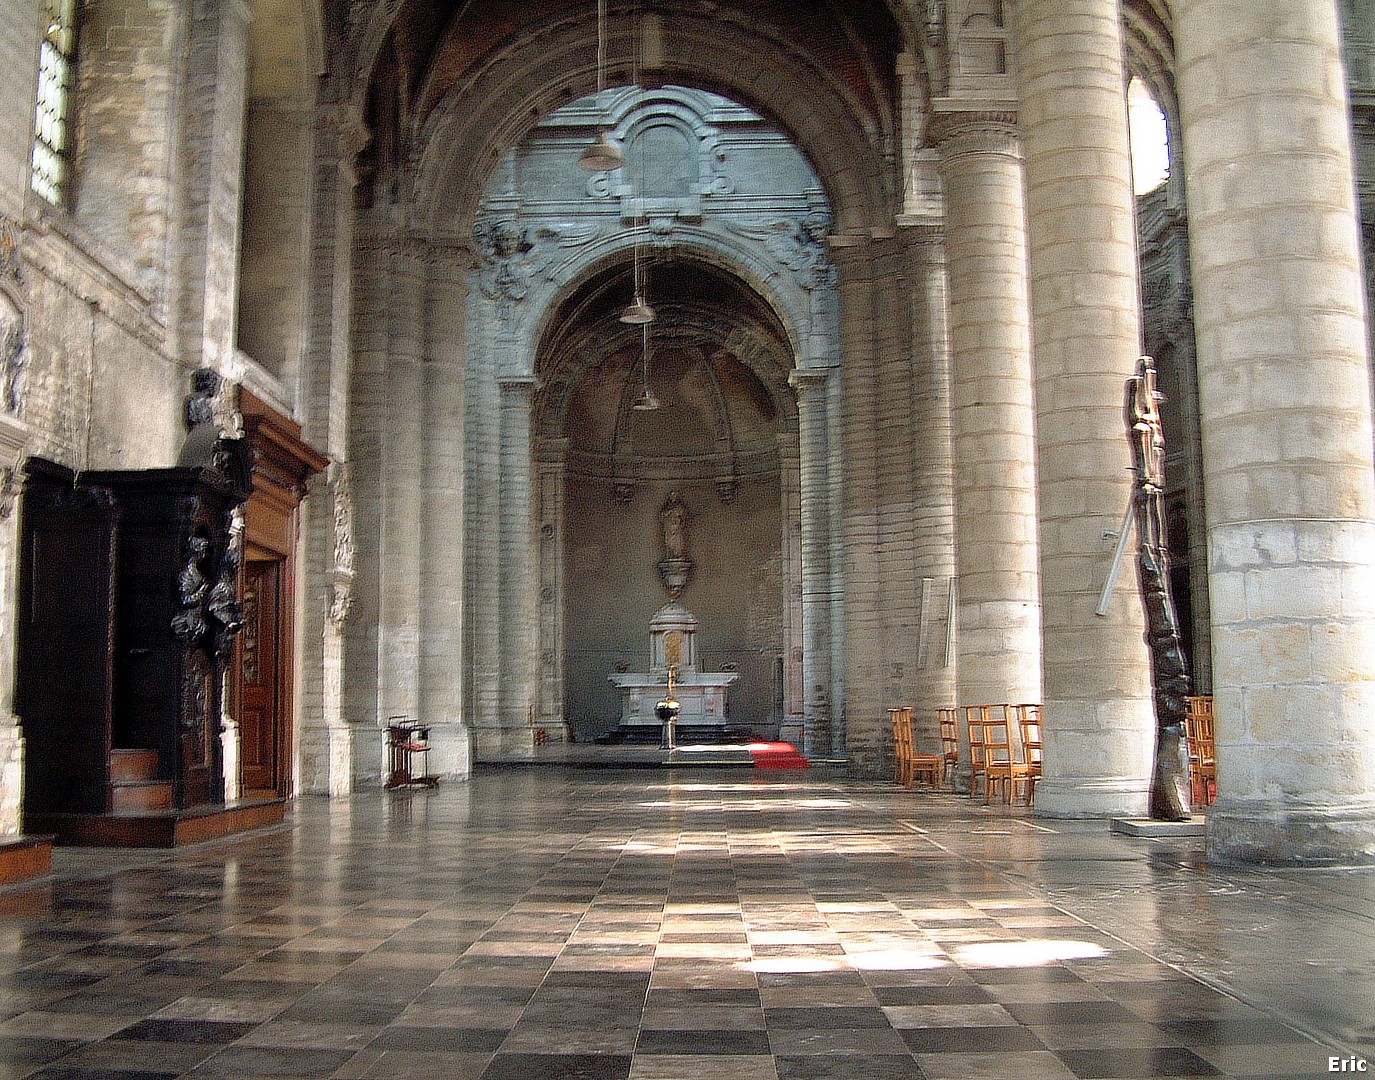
[[32, 0, 77, 205]]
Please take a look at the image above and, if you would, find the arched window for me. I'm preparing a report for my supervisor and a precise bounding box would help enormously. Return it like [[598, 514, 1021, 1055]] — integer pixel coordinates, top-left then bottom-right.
[[1128, 78, 1169, 196], [32, 0, 78, 206]]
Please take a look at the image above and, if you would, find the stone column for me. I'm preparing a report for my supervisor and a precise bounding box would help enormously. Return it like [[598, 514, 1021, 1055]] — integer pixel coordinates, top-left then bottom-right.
[[934, 110, 1043, 710], [789, 368, 835, 755], [419, 245, 472, 777], [492, 376, 538, 757], [1176, 0, 1375, 863], [901, 222, 959, 773], [1017, 0, 1155, 816], [535, 440, 568, 737], [833, 240, 883, 769], [778, 432, 804, 730]]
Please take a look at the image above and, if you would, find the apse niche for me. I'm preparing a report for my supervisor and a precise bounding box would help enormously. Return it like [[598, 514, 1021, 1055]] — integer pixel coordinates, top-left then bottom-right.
[[554, 262, 791, 741], [467, 85, 836, 743]]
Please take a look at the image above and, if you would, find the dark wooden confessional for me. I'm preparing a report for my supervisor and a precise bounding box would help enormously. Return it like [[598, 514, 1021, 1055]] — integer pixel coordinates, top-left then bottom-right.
[[15, 439, 253, 833]]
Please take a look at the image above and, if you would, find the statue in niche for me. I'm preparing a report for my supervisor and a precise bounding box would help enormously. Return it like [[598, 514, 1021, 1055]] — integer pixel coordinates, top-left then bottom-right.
[[657, 490, 693, 598], [660, 490, 689, 560], [1127, 356, 1193, 822]]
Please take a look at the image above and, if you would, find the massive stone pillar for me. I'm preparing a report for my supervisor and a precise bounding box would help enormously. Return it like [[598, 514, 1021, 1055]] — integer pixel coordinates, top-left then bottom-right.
[[176, 0, 251, 375], [377, 244, 427, 735], [1016, 0, 1154, 816], [934, 111, 1043, 710], [1176, 0, 1375, 863], [834, 241, 881, 768]]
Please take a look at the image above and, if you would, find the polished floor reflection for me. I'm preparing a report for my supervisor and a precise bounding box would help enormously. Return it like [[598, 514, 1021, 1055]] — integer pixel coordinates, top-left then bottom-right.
[[1, 768, 1372, 1078]]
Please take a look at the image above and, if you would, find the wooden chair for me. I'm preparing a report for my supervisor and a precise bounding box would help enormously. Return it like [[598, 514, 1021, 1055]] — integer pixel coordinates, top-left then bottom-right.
[[1016, 704, 1043, 806], [964, 706, 989, 799], [938, 708, 960, 789], [891, 707, 943, 788], [982, 713, 1035, 805], [890, 707, 912, 786], [1185, 695, 1217, 806]]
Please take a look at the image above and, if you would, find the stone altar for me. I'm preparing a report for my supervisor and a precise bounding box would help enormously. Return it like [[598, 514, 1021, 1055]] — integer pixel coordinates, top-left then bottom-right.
[[608, 602, 738, 730]]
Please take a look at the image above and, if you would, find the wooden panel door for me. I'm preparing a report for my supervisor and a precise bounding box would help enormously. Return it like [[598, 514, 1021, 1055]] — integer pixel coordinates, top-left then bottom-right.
[[16, 468, 119, 815], [238, 558, 286, 796]]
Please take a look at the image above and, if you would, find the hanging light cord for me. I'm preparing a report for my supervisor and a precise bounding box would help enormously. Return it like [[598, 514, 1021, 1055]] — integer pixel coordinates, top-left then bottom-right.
[[596, 0, 608, 94], [642, 321, 651, 393]]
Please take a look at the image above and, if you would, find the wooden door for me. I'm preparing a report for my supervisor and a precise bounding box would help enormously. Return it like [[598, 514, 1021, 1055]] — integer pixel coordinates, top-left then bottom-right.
[[238, 558, 287, 796]]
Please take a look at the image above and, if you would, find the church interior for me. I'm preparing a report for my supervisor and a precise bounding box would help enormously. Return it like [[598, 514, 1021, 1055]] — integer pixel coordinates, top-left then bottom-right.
[[2, 0, 1375, 1075]]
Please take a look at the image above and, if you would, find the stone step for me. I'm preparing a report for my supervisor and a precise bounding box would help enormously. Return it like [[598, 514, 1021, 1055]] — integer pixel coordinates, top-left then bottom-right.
[[110, 780, 176, 814], [110, 749, 160, 784]]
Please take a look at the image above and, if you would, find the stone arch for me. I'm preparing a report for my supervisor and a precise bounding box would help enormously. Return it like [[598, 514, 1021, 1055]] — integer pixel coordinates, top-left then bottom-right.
[[506, 227, 823, 380], [526, 254, 809, 743], [406, 7, 908, 236]]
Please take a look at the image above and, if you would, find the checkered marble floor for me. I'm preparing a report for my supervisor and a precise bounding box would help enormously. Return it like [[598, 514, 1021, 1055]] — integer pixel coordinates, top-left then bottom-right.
[[1, 769, 1372, 1079]]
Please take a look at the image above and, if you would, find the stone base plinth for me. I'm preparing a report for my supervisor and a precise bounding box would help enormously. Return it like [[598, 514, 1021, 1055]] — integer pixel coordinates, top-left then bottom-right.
[[1207, 797, 1375, 867], [1035, 777, 1151, 819], [1111, 817, 1206, 837]]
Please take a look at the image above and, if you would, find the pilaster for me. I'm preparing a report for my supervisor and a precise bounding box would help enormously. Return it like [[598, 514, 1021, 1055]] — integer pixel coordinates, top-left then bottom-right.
[[176, 0, 252, 376], [0, 411, 27, 835], [419, 243, 474, 777], [298, 103, 360, 796]]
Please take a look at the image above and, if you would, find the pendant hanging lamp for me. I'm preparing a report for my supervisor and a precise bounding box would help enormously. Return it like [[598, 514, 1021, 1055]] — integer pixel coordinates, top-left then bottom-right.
[[579, 0, 624, 171]]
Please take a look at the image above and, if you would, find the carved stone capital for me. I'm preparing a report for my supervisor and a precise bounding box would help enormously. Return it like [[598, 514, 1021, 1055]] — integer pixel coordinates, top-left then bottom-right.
[[788, 367, 831, 399], [498, 375, 538, 398], [928, 108, 1021, 160]]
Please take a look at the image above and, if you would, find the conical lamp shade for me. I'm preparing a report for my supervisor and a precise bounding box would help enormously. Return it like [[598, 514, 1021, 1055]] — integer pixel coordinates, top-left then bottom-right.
[[631, 386, 661, 411], [579, 132, 624, 171], [620, 295, 656, 324]]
